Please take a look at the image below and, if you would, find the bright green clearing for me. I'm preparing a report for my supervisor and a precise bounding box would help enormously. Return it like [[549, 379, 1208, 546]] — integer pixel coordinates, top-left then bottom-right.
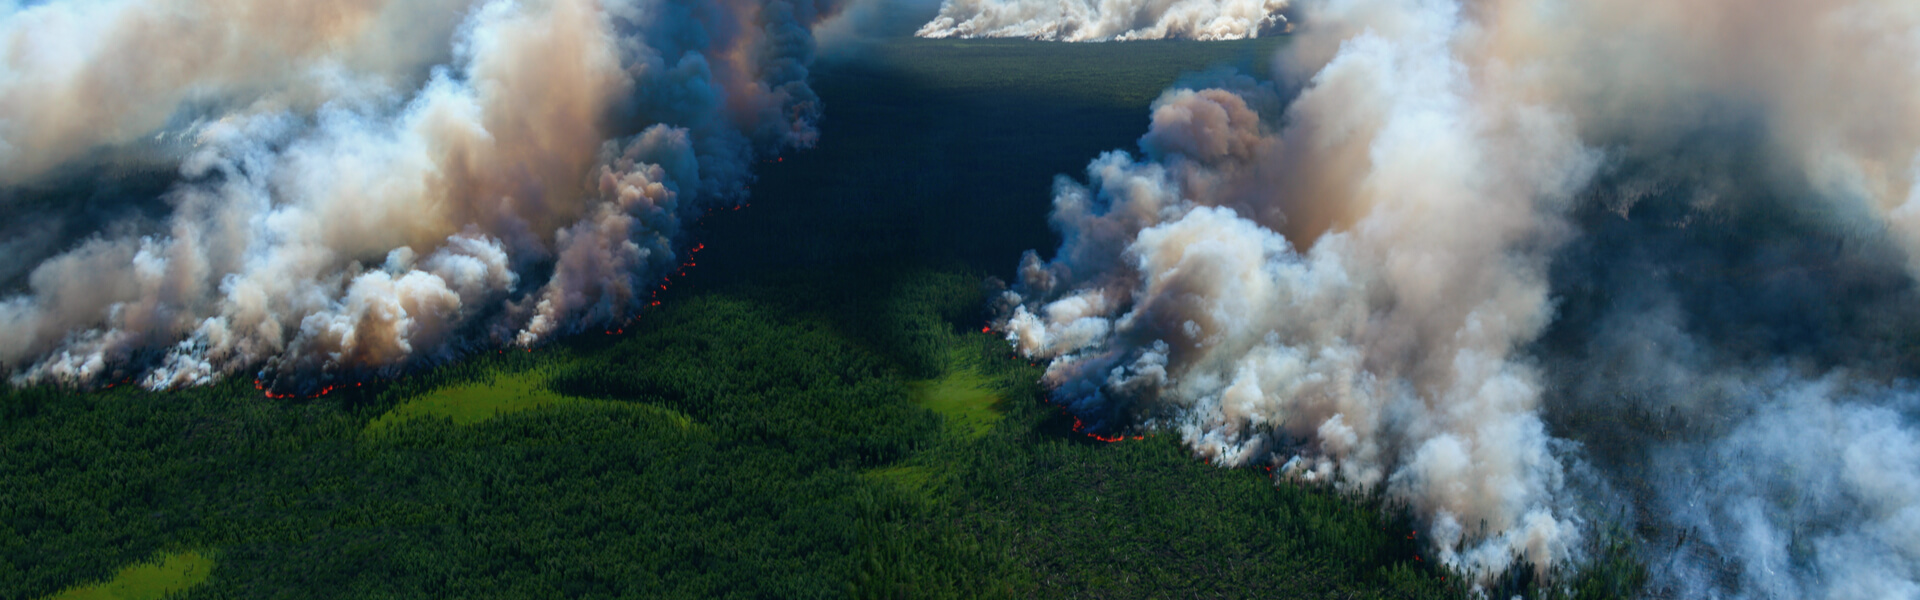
[[43, 551, 212, 600], [365, 368, 689, 435], [908, 359, 1004, 439]]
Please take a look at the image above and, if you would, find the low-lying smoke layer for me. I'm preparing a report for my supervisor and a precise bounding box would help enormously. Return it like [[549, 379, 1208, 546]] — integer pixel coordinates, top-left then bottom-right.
[[1, 0, 837, 389], [999, 0, 1920, 595], [914, 0, 1288, 40]]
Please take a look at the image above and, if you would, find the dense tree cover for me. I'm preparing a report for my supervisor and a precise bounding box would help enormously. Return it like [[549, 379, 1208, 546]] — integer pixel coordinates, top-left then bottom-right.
[[2, 271, 1645, 599], [775, 273, 1645, 599], [549, 294, 940, 469], [2, 291, 921, 599]]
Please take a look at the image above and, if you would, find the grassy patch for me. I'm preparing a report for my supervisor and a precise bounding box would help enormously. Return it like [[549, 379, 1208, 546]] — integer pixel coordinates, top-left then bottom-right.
[[909, 354, 1005, 439], [365, 368, 673, 435], [43, 550, 212, 600]]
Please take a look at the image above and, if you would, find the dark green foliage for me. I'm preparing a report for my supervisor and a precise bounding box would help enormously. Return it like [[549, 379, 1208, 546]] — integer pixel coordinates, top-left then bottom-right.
[[1, 273, 1642, 600], [940, 435, 1445, 598], [551, 295, 941, 469], [0, 295, 921, 599], [209, 411, 867, 599], [1479, 529, 1648, 600], [834, 274, 1466, 600], [2, 379, 360, 598], [0, 278, 944, 599]]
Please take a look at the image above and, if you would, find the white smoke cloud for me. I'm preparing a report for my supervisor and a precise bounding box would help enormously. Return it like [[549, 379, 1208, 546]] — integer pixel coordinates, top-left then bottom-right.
[[1001, 0, 1598, 576], [516, 125, 698, 347], [0, 0, 479, 186], [1634, 374, 1920, 599], [1000, 0, 1920, 593], [915, 0, 1288, 41], [2, 0, 839, 389]]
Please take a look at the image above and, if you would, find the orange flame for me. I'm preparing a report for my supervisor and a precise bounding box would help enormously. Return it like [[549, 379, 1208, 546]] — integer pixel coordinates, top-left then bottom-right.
[[1068, 414, 1146, 443]]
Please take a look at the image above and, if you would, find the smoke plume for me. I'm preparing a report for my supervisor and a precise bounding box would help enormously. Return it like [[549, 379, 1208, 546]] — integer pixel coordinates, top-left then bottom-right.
[[1, 0, 836, 389], [1000, 0, 1920, 594], [914, 0, 1288, 40]]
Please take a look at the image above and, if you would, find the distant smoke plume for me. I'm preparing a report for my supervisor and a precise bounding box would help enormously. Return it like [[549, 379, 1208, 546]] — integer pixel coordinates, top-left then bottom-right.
[[915, 0, 1287, 40], [1000, 0, 1920, 594], [1, 0, 836, 389]]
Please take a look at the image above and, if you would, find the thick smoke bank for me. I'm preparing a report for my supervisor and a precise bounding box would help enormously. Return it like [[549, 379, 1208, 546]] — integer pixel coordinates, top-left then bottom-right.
[[1001, 0, 1920, 594], [1, 0, 836, 389], [1544, 147, 1920, 597], [1001, 0, 1595, 575], [914, 0, 1288, 41]]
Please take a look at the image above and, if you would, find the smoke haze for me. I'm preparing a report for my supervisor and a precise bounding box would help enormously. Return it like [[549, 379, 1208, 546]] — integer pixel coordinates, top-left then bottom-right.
[[914, 0, 1288, 40], [0, 0, 836, 389], [0, 0, 477, 186], [999, 0, 1920, 595]]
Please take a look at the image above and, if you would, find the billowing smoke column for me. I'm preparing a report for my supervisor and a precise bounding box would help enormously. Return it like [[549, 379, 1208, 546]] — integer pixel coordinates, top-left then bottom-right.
[[1000, 0, 1920, 595], [1001, 0, 1595, 575], [915, 0, 1287, 40], [0, 0, 837, 390]]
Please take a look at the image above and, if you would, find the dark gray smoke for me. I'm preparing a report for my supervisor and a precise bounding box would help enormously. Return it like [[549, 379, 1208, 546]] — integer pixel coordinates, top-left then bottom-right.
[[997, 0, 1920, 595], [0, 0, 839, 389], [1540, 135, 1920, 597]]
